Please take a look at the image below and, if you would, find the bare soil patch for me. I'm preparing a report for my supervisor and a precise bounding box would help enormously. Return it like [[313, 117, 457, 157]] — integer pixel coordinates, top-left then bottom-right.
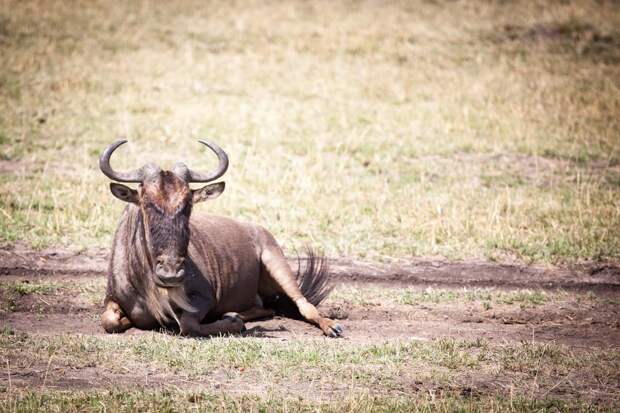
[[2, 244, 619, 291], [0, 160, 23, 175], [1, 246, 618, 345], [1, 246, 619, 402], [488, 21, 620, 64]]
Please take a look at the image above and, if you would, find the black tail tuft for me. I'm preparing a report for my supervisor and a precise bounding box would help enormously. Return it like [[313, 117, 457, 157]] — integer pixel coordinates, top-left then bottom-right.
[[296, 247, 333, 306], [265, 247, 333, 319]]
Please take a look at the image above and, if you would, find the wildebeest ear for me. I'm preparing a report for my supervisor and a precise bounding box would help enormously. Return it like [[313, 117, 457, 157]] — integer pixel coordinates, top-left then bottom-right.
[[192, 182, 225, 204], [110, 183, 139, 204]]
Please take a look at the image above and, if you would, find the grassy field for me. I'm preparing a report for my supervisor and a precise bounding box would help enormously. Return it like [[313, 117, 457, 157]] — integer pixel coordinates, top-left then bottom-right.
[[1, 0, 620, 411], [2, 332, 617, 412], [1, 275, 618, 411], [0, 0, 619, 263]]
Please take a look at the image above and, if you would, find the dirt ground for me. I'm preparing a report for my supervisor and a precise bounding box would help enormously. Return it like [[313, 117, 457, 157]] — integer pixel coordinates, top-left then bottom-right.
[[1, 244, 618, 345], [0, 244, 619, 405]]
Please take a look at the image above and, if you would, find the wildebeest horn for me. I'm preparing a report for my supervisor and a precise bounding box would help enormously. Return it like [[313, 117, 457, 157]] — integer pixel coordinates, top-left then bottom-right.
[[186, 140, 229, 183], [99, 139, 145, 183]]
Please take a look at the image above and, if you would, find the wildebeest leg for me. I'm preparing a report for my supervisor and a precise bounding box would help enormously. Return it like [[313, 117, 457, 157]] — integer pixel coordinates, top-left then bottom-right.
[[233, 296, 275, 322], [235, 307, 275, 322], [177, 292, 245, 337], [261, 247, 343, 337], [179, 295, 245, 337], [101, 300, 132, 333], [178, 312, 245, 337]]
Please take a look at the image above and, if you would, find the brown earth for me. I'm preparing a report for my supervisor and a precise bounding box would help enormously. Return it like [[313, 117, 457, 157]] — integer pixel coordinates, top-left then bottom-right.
[[1, 245, 619, 396], [2, 243, 619, 291]]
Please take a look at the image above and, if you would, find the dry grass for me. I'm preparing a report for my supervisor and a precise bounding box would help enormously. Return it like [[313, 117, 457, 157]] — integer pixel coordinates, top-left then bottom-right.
[[0, 390, 604, 413], [0, 0, 619, 263], [1, 331, 618, 411], [330, 285, 561, 307], [2, 274, 619, 410]]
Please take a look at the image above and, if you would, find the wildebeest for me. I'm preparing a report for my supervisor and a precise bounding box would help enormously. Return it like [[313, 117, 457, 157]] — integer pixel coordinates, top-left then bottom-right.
[[99, 139, 343, 337]]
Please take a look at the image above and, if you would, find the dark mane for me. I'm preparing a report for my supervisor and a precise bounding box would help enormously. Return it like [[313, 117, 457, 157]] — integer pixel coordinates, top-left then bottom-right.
[[108, 204, 193, 326]]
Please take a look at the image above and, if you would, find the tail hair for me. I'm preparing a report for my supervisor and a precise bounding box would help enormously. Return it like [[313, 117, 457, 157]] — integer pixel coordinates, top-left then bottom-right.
[[265, 247, 333, 318]]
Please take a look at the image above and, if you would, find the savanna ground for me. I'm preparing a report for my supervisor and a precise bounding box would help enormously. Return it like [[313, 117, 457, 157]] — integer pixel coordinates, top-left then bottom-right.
[[0, 0, 619, 411]]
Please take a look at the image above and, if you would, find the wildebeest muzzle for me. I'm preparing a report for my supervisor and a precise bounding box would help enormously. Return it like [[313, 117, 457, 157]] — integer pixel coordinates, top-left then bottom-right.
[[155, 255, 186, 287]]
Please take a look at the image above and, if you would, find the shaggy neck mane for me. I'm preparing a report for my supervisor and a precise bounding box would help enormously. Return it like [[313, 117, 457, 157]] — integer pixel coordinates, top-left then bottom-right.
[[122, 204, 194, 326]]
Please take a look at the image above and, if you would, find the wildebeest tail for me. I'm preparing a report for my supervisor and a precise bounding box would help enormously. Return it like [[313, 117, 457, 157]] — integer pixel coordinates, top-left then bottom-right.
[[265, 247, 333, 319]]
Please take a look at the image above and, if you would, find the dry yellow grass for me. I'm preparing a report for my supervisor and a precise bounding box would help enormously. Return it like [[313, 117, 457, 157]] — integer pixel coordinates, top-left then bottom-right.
[[0, 0, 619, 263]]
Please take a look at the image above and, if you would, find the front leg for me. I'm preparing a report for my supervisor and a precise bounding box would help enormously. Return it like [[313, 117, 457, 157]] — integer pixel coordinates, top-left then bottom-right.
[[101, 300, 132, 333], [179, 312, 245, 337], [177, 293, 245, 337]]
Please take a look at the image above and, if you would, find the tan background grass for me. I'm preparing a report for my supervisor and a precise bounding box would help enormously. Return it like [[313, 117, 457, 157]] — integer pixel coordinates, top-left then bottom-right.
[[0, 0, 619, 263]]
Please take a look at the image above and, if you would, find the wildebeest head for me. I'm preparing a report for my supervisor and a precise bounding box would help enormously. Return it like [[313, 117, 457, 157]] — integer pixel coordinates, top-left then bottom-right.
[[99, 140, 228, 287]]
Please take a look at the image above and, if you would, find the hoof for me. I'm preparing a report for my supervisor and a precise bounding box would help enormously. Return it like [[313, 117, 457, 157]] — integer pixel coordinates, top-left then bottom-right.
[[323, 322, 344, 338], [101, 302, 132, 334], [222, 312, 241, 322], [222, 312, 246, 333]]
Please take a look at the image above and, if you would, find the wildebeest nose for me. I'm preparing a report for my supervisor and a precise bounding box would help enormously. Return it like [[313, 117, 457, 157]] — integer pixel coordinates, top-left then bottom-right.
[[156, 269, 186, 285], [155, 257, 186, 285]]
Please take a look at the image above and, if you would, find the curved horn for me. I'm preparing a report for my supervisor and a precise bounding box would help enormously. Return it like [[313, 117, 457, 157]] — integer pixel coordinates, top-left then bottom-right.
[[187, 140, 229, 183], [99, 139, 144, 182]]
